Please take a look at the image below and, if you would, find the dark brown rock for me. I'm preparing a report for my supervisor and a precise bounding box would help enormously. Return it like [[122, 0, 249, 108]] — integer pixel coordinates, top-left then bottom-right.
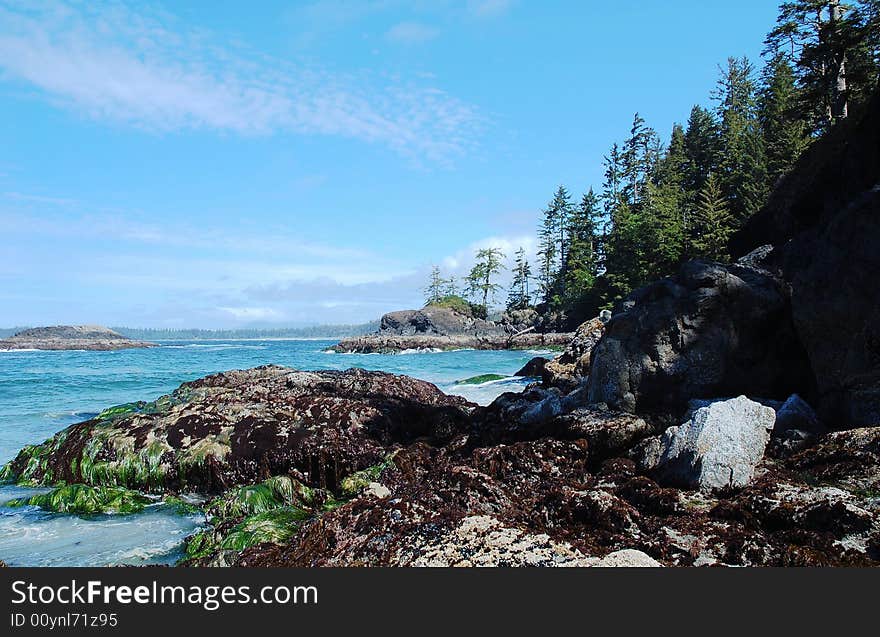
[[732, 91, 880, 426], [514, 356, 549, 378], [586, 258, 814, 417], [542, 317, 605, 391], [1, 366, 473, 494]]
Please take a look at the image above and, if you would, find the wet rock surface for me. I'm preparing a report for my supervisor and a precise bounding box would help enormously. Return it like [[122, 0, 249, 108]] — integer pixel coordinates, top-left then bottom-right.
[[0, 366, 473, 494]]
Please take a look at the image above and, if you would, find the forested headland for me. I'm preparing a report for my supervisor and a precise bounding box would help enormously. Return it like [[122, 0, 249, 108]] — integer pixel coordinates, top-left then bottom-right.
[[425, 1, 880, 329]]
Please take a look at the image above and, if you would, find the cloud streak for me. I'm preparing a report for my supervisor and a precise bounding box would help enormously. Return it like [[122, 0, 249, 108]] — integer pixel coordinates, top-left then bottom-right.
[[0, 1, 483, 162]]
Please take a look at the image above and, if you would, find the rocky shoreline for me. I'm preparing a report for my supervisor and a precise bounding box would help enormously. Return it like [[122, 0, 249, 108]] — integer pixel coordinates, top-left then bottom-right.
[[329, 331, 573, 353], [329, 304, 573, 353], [0, 325, 155, 351], [0, 364, 876, 567]]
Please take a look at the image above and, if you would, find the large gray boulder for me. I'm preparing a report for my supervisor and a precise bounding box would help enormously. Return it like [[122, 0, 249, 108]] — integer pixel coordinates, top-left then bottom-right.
[[635, 396, 776, 492], [586, 257, 813, 416]]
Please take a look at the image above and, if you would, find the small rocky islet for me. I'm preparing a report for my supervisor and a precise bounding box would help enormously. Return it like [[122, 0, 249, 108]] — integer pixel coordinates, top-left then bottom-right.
[[0, 325, 155, 351], [330, 304, 573, 353], [2, 88, 879, 568]]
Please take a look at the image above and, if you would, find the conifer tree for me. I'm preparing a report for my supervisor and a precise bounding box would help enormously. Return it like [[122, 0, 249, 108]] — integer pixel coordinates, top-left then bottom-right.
[[713, 56, 768, 225], [766, 1, 878, 131], [424, 266, 446, 305], [466, 248, 506, 311], [692, 174, 734, 262], [507, 248, 533, 311], [550, 185, 574, 295], [683, 105, 722, 195], [759, 52, 811, 186], [565, 189, 602, 294]]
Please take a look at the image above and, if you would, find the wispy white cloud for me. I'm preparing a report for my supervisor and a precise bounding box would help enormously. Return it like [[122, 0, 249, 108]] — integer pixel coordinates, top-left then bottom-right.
[[441, 234, 537, 275], [0, 1, 483, 162], [386, 21, 439, 44]]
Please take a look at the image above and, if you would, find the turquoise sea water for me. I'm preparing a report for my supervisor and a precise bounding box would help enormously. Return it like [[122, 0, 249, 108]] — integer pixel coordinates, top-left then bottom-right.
[[0, 339, 548, 566]]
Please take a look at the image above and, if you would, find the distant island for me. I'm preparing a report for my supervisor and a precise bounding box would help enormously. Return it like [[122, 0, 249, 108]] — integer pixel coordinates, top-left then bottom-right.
[[331, 299, 573, 353], [0, 325, 156, 351]]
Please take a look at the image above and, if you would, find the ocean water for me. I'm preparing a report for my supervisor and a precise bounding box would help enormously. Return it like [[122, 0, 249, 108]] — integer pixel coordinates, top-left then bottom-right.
[[0, 339, 547, 566]]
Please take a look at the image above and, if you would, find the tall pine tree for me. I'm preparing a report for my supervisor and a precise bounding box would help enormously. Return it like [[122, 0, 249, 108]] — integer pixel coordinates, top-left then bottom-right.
[[759, 52, 811, 186]]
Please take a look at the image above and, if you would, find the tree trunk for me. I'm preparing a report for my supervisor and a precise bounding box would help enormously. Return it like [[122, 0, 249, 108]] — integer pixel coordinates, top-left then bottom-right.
[[829, 0, 849, 120]]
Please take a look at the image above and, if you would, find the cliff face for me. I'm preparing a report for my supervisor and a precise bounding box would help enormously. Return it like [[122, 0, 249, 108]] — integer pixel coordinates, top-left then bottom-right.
[[730, 91, 880, 426]]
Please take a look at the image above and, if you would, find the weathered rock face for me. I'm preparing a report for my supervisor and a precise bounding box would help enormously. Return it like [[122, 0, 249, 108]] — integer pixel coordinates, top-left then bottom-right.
[[634, 396, 776, 492], [543, 317, 605, 391], [0, 366, 473, 494], [0, 325, 155, 351], [586, 258, 814, 417], [380, 306, 503, 337], [774, 394, 825, 438], [779, 189, 880, 426], [731, 91, 880, 426]]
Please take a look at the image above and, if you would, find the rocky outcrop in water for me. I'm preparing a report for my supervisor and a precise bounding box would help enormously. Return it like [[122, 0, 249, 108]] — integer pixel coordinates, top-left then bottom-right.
[[331, 305, 573, 353], [0, 325, 155, 351], [0, 366, 472, 494]]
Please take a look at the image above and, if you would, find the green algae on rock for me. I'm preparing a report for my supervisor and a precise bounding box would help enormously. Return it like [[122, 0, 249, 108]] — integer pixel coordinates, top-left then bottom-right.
[[338, 453, 397, 498], [182, 474, 340, 565], [5, 484, 153, 515], [454, 374, 508, 385], [1, 366, 472, 495], [208, 475, 326, 519]]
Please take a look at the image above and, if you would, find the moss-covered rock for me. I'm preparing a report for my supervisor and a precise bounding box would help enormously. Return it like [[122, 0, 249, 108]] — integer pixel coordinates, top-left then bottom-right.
[[339, 453, 397, 498], [219, 507, 311, 551], [208, 475, 322, 519], [182, 476, 328, 564], [5, 484, 152, 515], [2, 367, 471, 494]]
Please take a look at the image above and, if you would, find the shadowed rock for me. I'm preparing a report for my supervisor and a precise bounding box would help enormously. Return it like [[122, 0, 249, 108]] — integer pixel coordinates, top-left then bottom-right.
[[586, 257, 814, 418]]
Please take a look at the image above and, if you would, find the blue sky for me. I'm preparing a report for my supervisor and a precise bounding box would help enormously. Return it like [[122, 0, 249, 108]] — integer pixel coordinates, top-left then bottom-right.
[[0, 0, 779, 328]]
